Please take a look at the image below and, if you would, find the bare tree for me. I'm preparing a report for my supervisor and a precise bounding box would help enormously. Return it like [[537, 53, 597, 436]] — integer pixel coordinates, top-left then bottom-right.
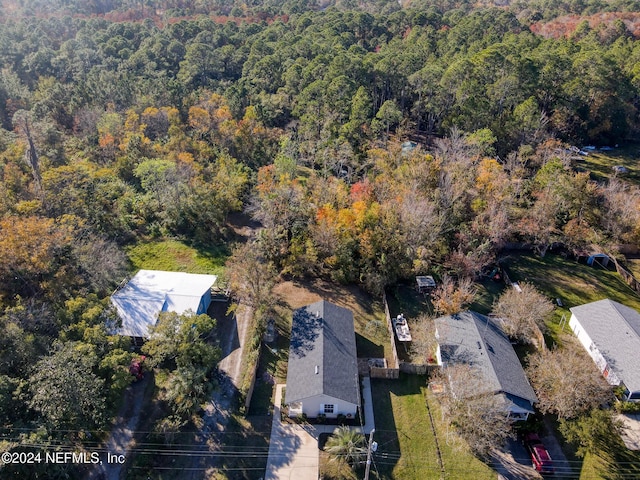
[[491, 282, 554, 345], [431, 275, 477, 315], [601, 178, 640, 245], [526, 345, 611, 419], [225, 240, 277, 308], [409, 314, 437, 364], [433, 364, 513, 457]]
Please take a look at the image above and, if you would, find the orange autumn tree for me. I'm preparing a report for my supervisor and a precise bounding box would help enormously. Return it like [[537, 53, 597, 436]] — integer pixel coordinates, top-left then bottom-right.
[[0, 216, 74, 296]]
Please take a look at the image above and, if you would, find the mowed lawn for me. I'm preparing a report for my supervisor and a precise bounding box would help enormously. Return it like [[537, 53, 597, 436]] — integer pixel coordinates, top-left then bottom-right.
[[503, 252, 640, 343], [573, 142, 640, 185], [371, 375, 495, 480], [125, 239, 228, 274]]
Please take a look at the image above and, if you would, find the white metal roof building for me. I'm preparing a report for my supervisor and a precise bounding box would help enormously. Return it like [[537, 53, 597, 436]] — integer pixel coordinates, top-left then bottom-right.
[[111, 270, 217, 338]]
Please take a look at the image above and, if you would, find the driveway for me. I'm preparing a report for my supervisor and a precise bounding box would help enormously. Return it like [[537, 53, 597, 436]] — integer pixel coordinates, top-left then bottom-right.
[[492, 419, 573, 480], [87, 374, 151, 480], [618, 413, 640, 450], [265, 379, 375, 480], [264, 384, 323, 480], [491, 438, 542, 480]]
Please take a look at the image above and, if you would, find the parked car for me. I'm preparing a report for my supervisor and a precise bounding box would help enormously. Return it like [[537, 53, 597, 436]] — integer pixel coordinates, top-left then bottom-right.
[[524, 433, 554, 474]]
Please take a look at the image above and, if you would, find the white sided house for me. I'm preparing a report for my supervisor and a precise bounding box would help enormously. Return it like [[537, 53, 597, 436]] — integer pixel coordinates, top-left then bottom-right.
[[285, 300, 360, 419], [569, 299, 640, 401], [111, 270, 217, 341]]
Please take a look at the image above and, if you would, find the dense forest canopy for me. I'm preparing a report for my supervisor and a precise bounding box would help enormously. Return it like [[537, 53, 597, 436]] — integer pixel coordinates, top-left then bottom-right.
[[0, 0, 640, 476]]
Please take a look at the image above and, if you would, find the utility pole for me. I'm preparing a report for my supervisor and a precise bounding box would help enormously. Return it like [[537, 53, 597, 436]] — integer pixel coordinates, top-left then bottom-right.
[[364, 428, 377, 480]]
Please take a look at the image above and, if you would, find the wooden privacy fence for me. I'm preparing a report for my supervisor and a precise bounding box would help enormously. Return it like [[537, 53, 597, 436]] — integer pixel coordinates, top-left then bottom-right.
[[376, 291, 401, 379]]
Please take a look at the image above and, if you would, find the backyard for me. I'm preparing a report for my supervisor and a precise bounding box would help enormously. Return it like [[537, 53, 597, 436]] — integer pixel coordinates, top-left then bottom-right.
[[502, 251, 640, 345], [573, 142, 640, 185], [125, 239, 228, 275]]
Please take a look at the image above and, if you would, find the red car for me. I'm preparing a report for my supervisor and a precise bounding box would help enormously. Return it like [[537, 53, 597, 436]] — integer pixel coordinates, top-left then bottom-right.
[[524, 433, 554, 475]]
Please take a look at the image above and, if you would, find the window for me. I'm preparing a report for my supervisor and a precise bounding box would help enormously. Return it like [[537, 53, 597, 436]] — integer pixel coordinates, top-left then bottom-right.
[[324, 404, 334, 414]]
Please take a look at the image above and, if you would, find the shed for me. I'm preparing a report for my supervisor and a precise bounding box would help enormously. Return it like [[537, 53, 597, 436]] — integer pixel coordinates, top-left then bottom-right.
[[434, 311, 538, 420], [569, 299, 640, 401], [285, 300, 360, 419], [416, 275, 436, 294], [111, 270, 217, 340]]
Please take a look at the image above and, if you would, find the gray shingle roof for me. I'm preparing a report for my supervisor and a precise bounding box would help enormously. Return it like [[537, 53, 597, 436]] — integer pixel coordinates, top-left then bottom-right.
[[435, 311, 538, 407], [285, 300, 359, 405], [570, 299, 640, 393]]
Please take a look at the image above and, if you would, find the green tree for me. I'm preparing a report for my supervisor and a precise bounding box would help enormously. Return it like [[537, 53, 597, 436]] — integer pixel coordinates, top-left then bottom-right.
[[373, 100, 402, 140], [29, 342, 106, 432], [142, 312, 218, 371], [324, 426, 366, 467]]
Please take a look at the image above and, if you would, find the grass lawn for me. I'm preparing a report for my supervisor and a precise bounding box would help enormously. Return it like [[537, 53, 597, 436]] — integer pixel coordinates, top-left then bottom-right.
[[502, 252, 640, 345], [573, 142, 640, 185], [371, 375, 495, 480], [470, 277, 505, 315], [626, 258, 640, 280], [577, 427, 640, 480], [125, 239, 228, 275]]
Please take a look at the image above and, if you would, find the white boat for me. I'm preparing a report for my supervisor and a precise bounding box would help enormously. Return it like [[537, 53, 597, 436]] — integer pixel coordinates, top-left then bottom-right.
[[393, 314, 412, 342]]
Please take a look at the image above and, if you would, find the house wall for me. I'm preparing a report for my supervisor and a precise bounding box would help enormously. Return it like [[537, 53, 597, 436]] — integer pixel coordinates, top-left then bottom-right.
[[197, 289, 212, 314], [295, 395, 358, 419], [569, 314, 622, 386]]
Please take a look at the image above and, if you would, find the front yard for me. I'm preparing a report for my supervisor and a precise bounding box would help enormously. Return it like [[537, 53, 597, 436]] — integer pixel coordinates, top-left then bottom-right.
[[371, 375, 495, 480]]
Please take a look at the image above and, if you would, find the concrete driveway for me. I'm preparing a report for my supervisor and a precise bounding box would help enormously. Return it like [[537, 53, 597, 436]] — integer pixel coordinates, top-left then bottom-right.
[[264, 384, 323, 480], [618, 413, 640, 450], [265, 379, 375, 480]]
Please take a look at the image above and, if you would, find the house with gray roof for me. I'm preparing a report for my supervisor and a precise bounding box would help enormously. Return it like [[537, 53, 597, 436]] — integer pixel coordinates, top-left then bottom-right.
[[285, 300, 360, 419], [434, 311, 538, 420], [569, 299, 640, 401]]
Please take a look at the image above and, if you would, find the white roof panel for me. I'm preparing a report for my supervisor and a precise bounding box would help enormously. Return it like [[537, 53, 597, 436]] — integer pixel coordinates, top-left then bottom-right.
[[111, 270, 217, 338]]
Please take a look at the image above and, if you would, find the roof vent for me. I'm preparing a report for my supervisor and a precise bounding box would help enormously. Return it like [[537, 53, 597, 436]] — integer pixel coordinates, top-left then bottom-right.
[[315, 365, 319, 374]]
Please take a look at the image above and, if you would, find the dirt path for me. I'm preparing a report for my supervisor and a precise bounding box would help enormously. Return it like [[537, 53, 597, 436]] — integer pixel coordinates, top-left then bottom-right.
[[186, 302, 253, 479], [88, 374, 151, 480]]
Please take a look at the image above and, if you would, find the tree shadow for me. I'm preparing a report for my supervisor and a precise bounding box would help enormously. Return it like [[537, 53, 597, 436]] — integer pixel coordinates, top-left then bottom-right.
[[592, 428, 640, 480], [369, 375, 429, 479], [210, 300, 240, 362], [291, 278, 378, 316], [356, 332, 384, 358], [290, 308, 322, 358]]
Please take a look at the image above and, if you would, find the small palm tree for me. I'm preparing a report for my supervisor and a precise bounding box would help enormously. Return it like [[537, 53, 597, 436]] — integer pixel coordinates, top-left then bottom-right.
[[324, 426, 367, 467]]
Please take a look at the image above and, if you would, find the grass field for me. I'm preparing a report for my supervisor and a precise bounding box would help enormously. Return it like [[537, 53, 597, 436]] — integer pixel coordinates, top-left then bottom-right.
[[573, 142, 640, 185], [371, 375, 495, 480], [501, 252, 640, 345], [626, 258, 640, 280], [125, 239, 228, 274]]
